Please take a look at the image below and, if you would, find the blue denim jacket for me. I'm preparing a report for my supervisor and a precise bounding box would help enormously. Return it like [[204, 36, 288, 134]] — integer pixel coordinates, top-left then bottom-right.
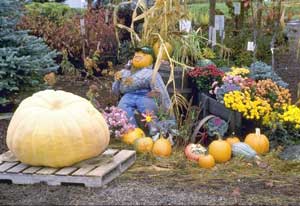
[[112, 65, 172, 112]]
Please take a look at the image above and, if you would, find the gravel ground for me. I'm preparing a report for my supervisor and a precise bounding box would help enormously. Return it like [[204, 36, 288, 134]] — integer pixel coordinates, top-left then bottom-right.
[[0, 175, 300, 205]]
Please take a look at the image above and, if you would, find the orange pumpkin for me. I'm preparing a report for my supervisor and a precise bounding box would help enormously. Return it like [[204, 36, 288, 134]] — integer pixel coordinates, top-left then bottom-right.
[[134, 137, 154, 153], [152, 137, 172, 157], [132, 51, 153, 69], [244, 128, 269, 154], [122, 128, 145, 145], [226, 133, 240, 145], [208, 134, 231, 163], [198, 154, 215, 169], [153, 41, 173, 60]]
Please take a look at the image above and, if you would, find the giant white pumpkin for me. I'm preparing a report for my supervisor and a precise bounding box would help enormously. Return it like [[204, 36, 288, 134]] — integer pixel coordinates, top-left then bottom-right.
[[6, 90, 110, 168]]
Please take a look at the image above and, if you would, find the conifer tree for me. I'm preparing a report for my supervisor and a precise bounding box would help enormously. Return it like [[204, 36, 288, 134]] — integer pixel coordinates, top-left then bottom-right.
[[0, 0, 58, 107]]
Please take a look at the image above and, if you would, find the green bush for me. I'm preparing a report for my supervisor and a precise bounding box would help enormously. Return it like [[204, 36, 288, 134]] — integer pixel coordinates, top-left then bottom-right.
[[24, 2, 82, 26], [0, 0, 58, 108]]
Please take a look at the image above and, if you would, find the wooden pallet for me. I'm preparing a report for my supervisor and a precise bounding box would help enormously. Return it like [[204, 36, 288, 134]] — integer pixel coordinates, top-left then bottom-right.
[[0, 149, 136, 187]]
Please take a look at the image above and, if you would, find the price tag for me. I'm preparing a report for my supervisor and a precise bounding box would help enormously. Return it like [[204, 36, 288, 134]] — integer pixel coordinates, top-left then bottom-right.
[[234, 2, 241, 15], [214, 15, 225, 31], [247, 41, 255, 51], [179, 19, 192, 33], [80, 18, 85, 35]]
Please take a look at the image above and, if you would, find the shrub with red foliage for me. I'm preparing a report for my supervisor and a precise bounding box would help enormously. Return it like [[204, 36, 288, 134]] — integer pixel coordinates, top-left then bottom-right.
[[19, 8, 117, 62]]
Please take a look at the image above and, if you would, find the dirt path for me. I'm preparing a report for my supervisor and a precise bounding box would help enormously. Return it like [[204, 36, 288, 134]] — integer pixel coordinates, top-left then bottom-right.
[[275, 20, 300, 102]]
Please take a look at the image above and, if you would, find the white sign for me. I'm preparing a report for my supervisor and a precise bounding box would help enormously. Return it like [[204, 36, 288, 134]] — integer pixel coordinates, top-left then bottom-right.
[[234, 2, 241, 15], [214, 15, 225, 31], [220, 30, 225, 40], [209, 26, 217, 46], [179, 19, 192, 33], [80, 18, 85, 35], [247, 41, 255, 51]]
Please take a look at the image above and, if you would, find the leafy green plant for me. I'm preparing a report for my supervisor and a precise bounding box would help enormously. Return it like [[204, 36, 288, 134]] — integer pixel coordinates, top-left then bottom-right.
[[60, 49, 78, 75], [249, 61, 288, 88], [205, 116, 228, 137], [0, 0, 58, 108], [176, 100, 202, 146]]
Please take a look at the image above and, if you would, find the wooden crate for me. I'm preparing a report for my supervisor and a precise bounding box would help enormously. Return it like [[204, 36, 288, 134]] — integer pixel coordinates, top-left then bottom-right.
[[199, 93, 242, 132], [0, 149, 136, 187]]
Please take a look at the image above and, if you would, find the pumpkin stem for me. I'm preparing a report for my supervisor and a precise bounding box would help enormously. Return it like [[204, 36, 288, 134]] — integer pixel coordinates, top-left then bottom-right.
[[255, 128, 261, 136], [214, 132, 222, 140]]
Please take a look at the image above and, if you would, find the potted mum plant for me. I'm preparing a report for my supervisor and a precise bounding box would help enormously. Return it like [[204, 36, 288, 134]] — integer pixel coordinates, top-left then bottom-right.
[[187, 64, 242, 132]]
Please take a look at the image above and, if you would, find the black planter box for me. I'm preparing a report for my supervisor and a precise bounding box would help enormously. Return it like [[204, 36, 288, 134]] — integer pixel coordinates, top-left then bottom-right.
[[198, 92, 242, 133]]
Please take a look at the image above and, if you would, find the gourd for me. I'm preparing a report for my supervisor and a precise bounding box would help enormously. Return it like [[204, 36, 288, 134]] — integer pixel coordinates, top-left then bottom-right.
[[132, 51, 153, 69], [134, 137, 154, 153], [208, 134, 231, 163], [184, 143, 207, 162], [231, 142, 259, 159], [6, 90, 110, 168], [244, 128, 269, 154], [122, 128, 145, 145], [153, 41, 173, 60], [225, 133, 240, 145], [198, 154, 215, 169], [152, 137, 172, 157]]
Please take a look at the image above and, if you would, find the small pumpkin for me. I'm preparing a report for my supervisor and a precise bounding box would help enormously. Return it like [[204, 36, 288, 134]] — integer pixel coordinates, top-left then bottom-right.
[[208, 134, 232, 163], [132, 51, 153, 69], [122, 128, 145, 145], [134, 137, 154, 153], [184, 143, 207, 162], [152, 137, 172, 157], [153, 41, 173, 60], [6, 90, 110, 168], [226, 133, 240, 145], [244, 128, 269, 154], [198, 154, 215, 169]]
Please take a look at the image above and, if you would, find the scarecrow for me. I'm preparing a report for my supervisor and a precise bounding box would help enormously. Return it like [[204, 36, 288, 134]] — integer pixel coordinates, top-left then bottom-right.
[[112, 46, 173, 136]]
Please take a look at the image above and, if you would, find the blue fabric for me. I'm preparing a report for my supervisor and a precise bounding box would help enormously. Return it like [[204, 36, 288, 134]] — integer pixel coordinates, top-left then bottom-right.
[[118, 93, 158, 126], [112, 66, 171, 111]]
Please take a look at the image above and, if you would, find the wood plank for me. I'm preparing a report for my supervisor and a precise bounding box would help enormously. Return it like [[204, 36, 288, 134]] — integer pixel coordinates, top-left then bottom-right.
[[36, 167, 58, 175], [23, 166, 42, 174], [87, 162, 117, 177], [0, 173, 102, 187], [0, 162, 19, 172], [55, 167, 78, 176], [113, 150, 136, 164], [0, 149, 136, 187], [87, 150, 135, 177], [72, 165, 96, 176], [7, 163, 29, 173], [102, 149, 119, 156], [0, 151, 18, 162]]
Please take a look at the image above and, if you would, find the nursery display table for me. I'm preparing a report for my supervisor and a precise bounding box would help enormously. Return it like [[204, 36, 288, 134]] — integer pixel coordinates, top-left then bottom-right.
[[0, 149, 136, 187]]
